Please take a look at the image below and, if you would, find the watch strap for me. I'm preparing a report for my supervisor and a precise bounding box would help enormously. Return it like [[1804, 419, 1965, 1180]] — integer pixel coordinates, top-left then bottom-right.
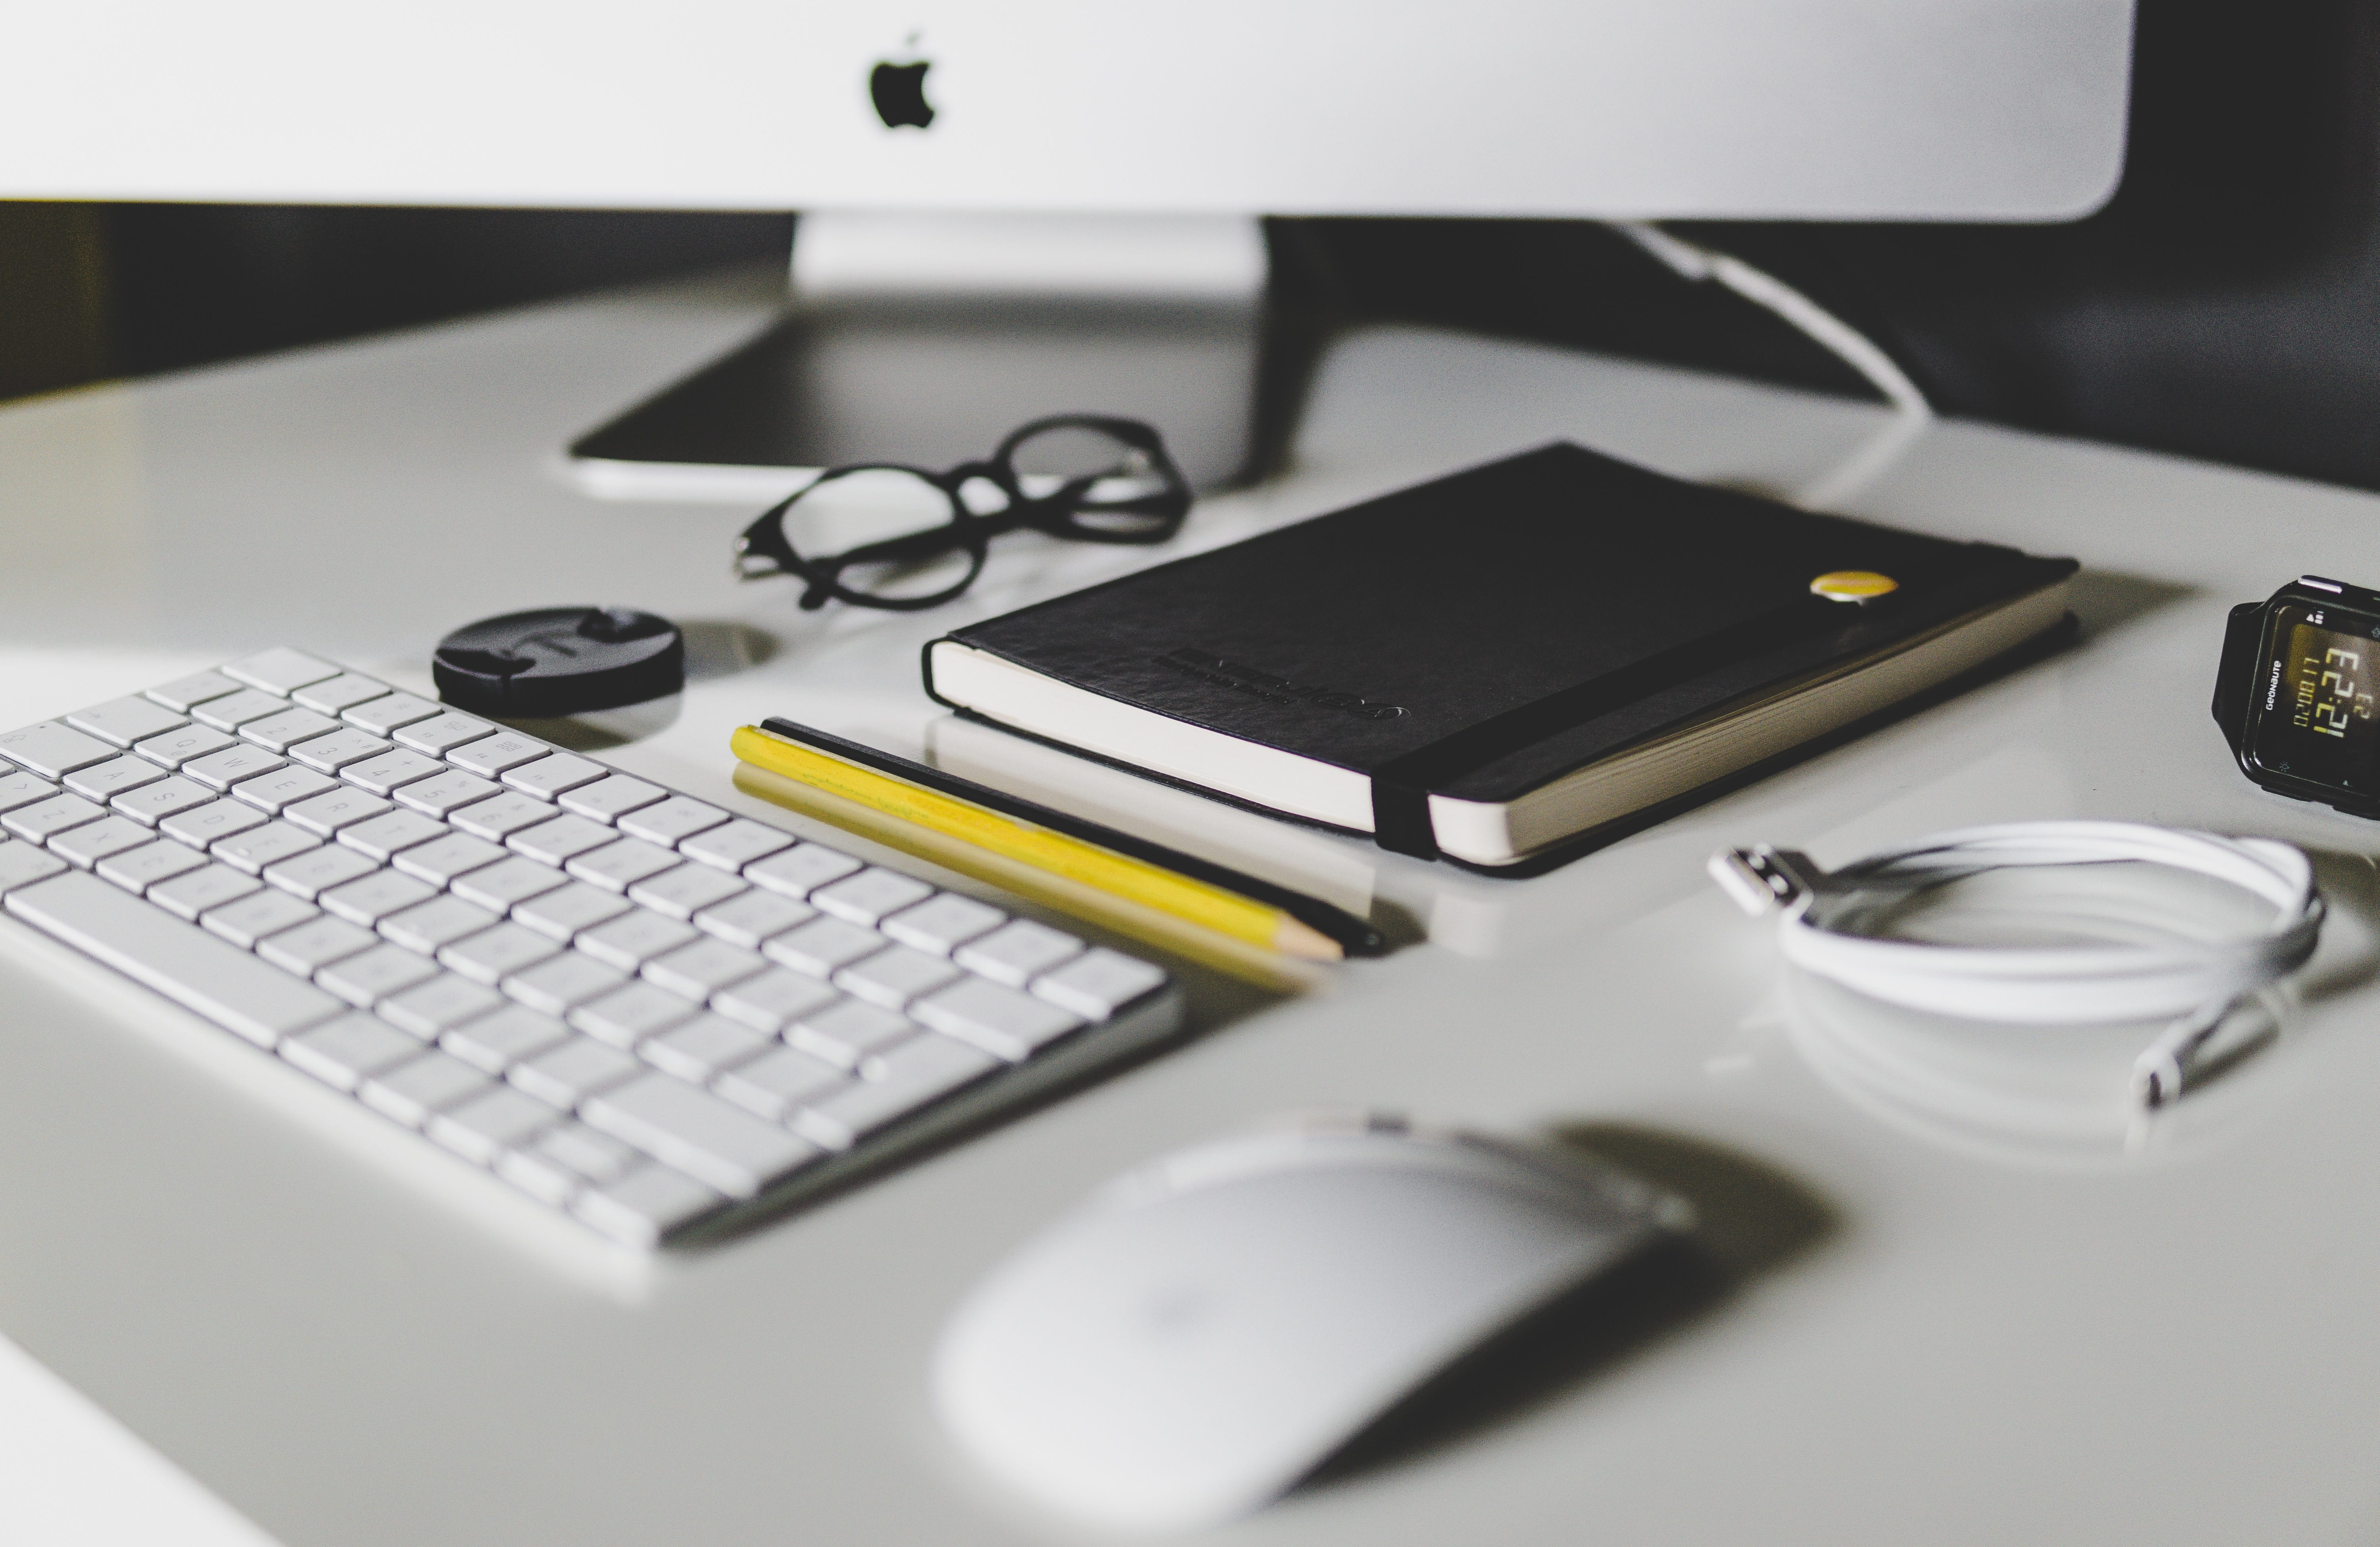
[[2212, 601, 2265, 750]]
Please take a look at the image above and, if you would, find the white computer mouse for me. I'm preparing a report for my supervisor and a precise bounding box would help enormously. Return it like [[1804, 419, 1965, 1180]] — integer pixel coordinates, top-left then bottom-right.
[[930, 1115, 1693, 1533]]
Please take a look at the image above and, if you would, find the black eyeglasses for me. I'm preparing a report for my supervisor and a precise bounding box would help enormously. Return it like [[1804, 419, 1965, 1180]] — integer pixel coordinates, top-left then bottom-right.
[[733, 415, 1193, 611]]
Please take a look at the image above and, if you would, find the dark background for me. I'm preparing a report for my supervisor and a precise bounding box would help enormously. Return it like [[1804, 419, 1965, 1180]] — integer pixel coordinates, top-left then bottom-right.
[[8, 0, 2380, 492]]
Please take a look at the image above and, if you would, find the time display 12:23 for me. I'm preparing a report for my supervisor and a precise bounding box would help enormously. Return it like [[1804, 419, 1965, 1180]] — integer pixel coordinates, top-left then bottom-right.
[[2257, 607, 2380, 787]]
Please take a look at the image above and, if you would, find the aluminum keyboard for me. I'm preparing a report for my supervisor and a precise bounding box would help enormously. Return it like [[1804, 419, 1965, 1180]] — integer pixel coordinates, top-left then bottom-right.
[[0, 648, 1180, 1247]]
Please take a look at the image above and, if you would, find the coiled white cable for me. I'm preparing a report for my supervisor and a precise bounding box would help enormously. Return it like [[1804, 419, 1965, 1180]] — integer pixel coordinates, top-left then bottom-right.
[[1711, 821, 2325, 1111]]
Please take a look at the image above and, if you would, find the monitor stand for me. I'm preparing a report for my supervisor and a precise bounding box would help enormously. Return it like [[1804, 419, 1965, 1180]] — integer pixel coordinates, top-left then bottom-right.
[[565, 212, 1279, 502]]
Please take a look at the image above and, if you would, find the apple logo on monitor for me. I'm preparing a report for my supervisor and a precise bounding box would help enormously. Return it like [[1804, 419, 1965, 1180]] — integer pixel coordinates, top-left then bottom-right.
[[870, 42, 934, 130]]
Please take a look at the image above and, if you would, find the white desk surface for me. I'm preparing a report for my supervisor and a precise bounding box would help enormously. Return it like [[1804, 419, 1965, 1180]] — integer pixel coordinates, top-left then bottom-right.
[[6, 267, 2380, 1547]]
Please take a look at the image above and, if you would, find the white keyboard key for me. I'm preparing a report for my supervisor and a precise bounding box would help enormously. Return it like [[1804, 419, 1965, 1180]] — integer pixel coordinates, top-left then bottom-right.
[[318, 943, 443, 1008], [339, 809, 449, 862], [503, 950, 628, 1015], [793, 1034, 998, 1150], [501, 752, 606, 799], [144, 670, 244, 713], [745, 843, 864, 900], [512, 881, 633, 941], [50, 816, 159, 869], [567, 837, 682, 893], [339, 747, 448, 796], [159, 798, 270, 849], [449, 856, 571, 912], [692, 889, 813, 948], [257, 914, 379, 974], [508, 814, 618, 866], [221, 765, 337, 817], [379, 971, 504, 1038], [5, 871, 344, 1049], [378, 894, 501, 954], [446, 730, 548, 778], [534, 1121, 639, 1183], [319, 870, 438, 926], [110, 775, 217, 827], [427, 1086, 558, 1166], [392, 767, 502, 817], [1047, 947, 1185, 1019], [762, 916, 885, 977], [263, 844, 380, 901], [715, 1044, 848, 1121], [787, 998, 916, 1069], [0, 722, 119, 779], [200, 888, 319, 948], [955, 918, 1085, 987], [881, 892, 1006, 956], [192, 689, 293, 732], [0, 771, 61, 815], [223, 647, 340, 695], [710, 967, 839, 1034], [558, 774, 667, 822], [582, 1073, 820, 1198], [285, 787, 393, 836], [642, 936, 767, 999], [361, 1050, 493, 1128], [833, 944, 962, 1009], [642, 1014, 770, 1083], [450, 791, 556, 840], [133, 724, 237, 769], [0, 840, 70, 893], [629, 863, 747, 921], [288, 727, 395, 774], [211, 754, 318, 803], [509, 1036, 641, 1107], [811, 868, 934, 926], [342, 691, 442, 735], [511, 1120, 639, 1196], [4, 792, 106, 843], [496, 1144, 579, 1205], [679, 818, 794, 871], [442, 1004, 570, 1074], [392, 831, 506, 886], [282, 1012, 421, 1089], [64, 755, 168, 802], [617, 796, 729, 846], [211, 819, 322, 874], [95, 839, 210, 894], [912, 977, 1085, 1061], [291, 674, 392, 714], [239, 706, 342, 752], [67, 696, 188, 748], [577, 909, 698, 969], [573, 1164, 723, 1248], [438, 921, 560, 983], [395, 711, 498, 756], [570, 981, 700, 1047], [150, 862, 263, 921]]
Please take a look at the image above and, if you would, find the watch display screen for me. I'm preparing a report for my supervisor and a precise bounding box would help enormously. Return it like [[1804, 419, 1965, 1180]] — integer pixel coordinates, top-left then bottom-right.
[[2253, 604, 2380, 789]]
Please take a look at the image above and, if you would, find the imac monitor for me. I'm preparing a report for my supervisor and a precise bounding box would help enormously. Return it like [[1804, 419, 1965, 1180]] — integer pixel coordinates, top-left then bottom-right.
[[5, 1, 2136, 491]]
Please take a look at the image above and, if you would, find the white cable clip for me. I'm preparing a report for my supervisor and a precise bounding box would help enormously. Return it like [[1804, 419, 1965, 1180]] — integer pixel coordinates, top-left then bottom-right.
[[1710, 822, 2326, 1113]]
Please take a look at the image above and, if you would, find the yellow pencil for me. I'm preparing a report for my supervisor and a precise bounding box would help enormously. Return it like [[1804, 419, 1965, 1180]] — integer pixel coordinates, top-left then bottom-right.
[[728, 724, 1345, 962]]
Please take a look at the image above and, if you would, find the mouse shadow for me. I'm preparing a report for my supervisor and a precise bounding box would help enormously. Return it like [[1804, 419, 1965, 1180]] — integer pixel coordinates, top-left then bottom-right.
[[1293, 1124, 1836, 1501]]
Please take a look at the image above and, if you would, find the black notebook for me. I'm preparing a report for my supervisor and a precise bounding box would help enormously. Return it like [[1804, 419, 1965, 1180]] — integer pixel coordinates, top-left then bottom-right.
[[923, 443, 2076, 870]]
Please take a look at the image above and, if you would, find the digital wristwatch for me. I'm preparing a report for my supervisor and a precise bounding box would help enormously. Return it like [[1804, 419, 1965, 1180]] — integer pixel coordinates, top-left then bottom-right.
[[2215, 575, 2380, 816]]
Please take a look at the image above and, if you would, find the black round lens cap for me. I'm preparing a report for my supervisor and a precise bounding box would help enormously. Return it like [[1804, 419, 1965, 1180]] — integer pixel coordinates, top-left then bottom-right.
[[432, 607, 684, 718]]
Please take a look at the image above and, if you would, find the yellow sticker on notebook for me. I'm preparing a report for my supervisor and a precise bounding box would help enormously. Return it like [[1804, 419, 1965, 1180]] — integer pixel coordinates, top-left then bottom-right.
[[1809, 570, 1898, 602]]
